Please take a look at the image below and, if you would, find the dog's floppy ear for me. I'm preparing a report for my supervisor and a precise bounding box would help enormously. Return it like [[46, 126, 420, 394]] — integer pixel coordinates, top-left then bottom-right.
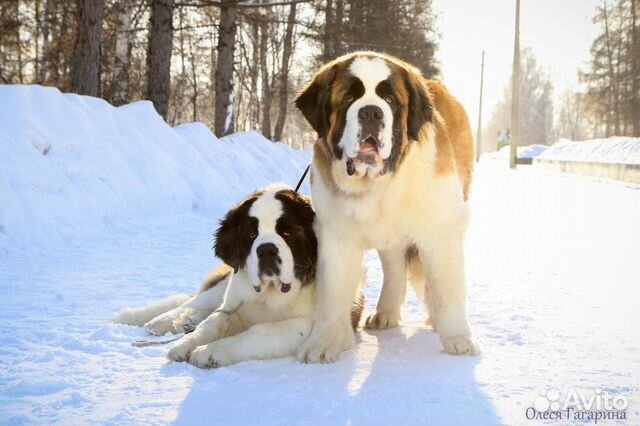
[[402, 68, 433, 141], [277, 190, 315, 225], [214, 210, 242, 271], [294, 64, 337, 138], [214, 194, 259, 271]]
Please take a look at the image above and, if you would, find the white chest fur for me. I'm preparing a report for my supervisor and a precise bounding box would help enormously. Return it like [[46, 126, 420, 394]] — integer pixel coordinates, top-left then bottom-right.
[[312, 144, 469, 250], [237, 283, 316, 327]]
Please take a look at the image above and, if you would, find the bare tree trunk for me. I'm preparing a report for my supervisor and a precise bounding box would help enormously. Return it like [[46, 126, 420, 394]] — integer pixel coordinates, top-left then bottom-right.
[[15, 1, 23, 84], [111, 0, 132, 106], [235, 53, 244, 130], [35, 0, 40, 80], [632, 0, 639, 135], [50, 1, 72, 88], [209, 26, 216, 128], [71, 0, 105, 96], [0, 5, 5, 82], [49, 1, 62, 86], [188, 32, 198, 122], [146, 0, 174, 119], [259, 18, 272, 140], [251, 22, 260, 128], [173, 4, 188, 124], [214, 0, 238, 136], [1, 0, 24, 83], [349, 0, 364, 49], [614, 1, 625, 135], [323, 0, 335, 62], [334, 0, 343, 57], [603, 2, 621, 136], [273, 3, 296, 141]]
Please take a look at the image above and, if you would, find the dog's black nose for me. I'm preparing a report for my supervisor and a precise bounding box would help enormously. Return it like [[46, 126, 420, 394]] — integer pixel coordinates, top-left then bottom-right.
[[256, 243, 278, 259], [358, 105, 383, 121]]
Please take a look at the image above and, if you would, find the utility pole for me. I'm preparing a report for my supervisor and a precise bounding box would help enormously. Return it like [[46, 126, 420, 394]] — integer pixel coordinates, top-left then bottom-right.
[[510, 0, 521, 169], [476, 51, 485, 162]]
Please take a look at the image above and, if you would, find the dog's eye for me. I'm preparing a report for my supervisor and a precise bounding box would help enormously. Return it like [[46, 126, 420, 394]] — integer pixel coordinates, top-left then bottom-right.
[[384, 96, 394, 104], [345, 96, 354, 104], [282, 230, 291, 239], [249, 231, 257, 239]]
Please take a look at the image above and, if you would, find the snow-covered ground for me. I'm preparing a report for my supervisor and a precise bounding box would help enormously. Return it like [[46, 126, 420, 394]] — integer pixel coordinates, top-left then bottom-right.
[[1, 88, 639, 425]]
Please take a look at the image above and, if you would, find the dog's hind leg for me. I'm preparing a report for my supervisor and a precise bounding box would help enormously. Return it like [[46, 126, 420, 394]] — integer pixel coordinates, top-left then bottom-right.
[[111, 294, 191, 326], [145, 267, 232, 335]]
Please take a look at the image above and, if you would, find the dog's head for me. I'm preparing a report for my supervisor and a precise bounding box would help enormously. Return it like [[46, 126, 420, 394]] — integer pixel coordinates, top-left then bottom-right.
[[295, 52, 433, 184], [214, 185, 317, 297]]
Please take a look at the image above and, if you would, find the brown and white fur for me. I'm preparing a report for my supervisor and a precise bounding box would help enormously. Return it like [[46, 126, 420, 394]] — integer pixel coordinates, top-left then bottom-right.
[[294, 52, 478, 363], [113, 185, 364, 368]]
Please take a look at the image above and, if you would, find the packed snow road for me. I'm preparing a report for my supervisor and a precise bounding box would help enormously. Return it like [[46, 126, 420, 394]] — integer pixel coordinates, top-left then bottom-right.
[[1, 162, 638, 426]]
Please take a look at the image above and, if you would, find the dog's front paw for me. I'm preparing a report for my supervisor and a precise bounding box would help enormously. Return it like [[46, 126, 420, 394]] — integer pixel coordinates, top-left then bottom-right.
[[167, 337, 197, 362], [297, 321, 353, 364], [364, 311, 401, 330], [297, 339, 341, 363], [441, 335, 480, 356], [189, 344, 232, 369]]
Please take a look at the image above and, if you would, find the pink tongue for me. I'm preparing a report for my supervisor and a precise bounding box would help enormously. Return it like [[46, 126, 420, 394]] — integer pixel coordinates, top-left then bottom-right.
[[359, 137, 378, 154], [346, 137, 383, 173], [356, 144, 382, 167], [359, 143, 377, 154]]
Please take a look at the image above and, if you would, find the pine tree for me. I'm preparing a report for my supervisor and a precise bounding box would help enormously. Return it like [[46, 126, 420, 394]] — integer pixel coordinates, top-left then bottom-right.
[[582, 0, 639, 137], [319, 0, 440, 77]]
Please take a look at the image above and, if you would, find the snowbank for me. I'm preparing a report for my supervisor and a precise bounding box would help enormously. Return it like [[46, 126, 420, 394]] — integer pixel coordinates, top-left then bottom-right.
[[533, 137, 640, 184], [0, 85, 310, 250], [536, 137, 640, 164]]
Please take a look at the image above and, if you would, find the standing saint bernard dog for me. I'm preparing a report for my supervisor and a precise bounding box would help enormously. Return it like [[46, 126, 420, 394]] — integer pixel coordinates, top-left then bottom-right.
[[294, 52, 479, 363], [112, 185, 363, 368]]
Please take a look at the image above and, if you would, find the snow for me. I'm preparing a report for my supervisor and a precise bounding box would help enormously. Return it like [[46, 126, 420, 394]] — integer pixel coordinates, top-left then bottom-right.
[[536, 137, 640, 165], [1, 87, 639, 425], [0, 85, 309, 253]]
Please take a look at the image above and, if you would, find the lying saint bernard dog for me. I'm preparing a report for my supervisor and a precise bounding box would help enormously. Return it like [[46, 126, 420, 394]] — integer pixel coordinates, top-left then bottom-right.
[[112, 185, 363, 368], [294, 52, 479, 363]]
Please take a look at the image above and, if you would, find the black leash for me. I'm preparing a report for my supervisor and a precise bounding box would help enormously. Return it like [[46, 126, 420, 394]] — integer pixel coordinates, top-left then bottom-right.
[[295, 164, 310, 193]]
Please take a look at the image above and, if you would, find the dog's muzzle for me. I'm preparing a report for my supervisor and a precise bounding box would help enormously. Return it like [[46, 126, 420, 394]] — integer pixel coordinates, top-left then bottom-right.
[[345, 105, 385, 176], [256, 243, 281, 276], [254, 242, 290, 293]]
